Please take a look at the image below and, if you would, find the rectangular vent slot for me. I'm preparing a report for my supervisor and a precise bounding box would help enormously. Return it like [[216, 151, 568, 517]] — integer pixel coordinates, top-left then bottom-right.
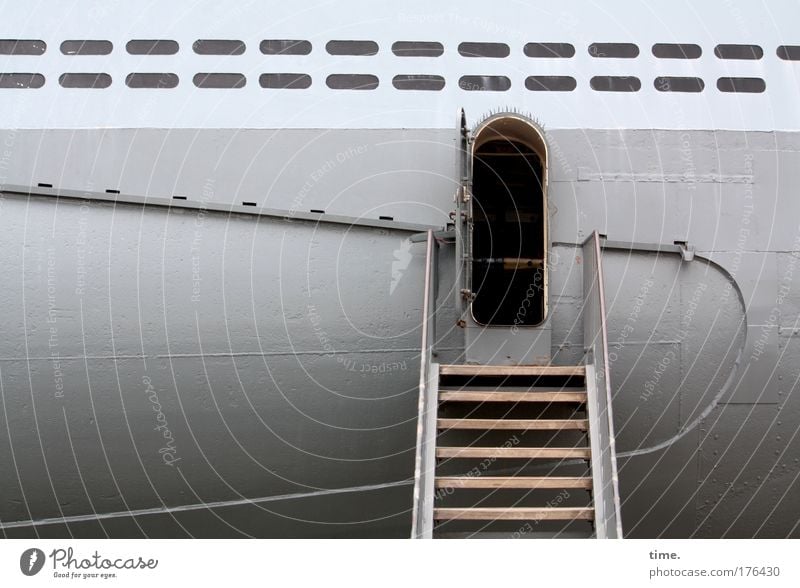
[[0, 39, 46, 55], [0, 73, 45, 88], [392, 74, 445, 91], [458, 42, 509, 58], [655, 76, 705, 92], [261, 40, 312, 55], [525, 75, 576, 91], [126, 73, 179, 88], [458, 75, 510, 91], [589, 43, 639, 58], [777, 45, 800, 61], [126, 40, 179, 55], [59, 73, 111, 88], [193, 73, 246, 88], [193, 40, 246, 55], [590, 76, 641, 91], [61, 40, 113, 55], [259, 73, 311, 89], [714, 44, 763, 60], [326, 40, 378, 56], [523, 42, 575, 58], [392, 41, 443, 57], [326, 74, 378, 90], [652, 43, 701, 59], [717, 77, 766, 93]]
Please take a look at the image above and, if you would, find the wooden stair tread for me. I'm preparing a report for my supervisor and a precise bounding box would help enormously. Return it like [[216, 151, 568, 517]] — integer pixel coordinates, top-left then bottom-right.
[[439, 386, 586, 392], [439, 365, 585, 377], [434, 531, 595, 539], [439, 391, 586, 403], [436, 447, 591, 459], [435, 476, 593, 489], [434, 507, 594, 521], [437, 418, 589, 430]]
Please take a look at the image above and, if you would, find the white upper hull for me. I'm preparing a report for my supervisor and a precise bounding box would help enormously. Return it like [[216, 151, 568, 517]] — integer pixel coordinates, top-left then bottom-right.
[[0, 0, 799, 130]]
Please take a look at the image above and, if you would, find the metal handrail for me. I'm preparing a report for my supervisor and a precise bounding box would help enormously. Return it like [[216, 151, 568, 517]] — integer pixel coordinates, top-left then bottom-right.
[[410, 230, 437, 538], [582, 230, 623, 538]]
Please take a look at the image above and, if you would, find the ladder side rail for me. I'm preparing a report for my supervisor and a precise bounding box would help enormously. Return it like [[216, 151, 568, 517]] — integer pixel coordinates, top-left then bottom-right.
[[581, 231, 624, 539], [411, 230, 439, 538]]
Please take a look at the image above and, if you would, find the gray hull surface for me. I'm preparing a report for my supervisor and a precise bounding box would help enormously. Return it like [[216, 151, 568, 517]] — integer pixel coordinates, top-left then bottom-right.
[[0, 127, 798, 537]]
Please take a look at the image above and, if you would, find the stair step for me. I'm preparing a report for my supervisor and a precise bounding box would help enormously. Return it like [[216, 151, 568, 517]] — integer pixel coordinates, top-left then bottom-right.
[[436, 447, 591, 459], [435, 476, 593, 489], [439, 365, 585, 377], [434, 507, 594, 521], [439, 391, 587, 403], [441, 386, 586, 392], [437, 418, 589, 430], [435, 531, 595, 539]]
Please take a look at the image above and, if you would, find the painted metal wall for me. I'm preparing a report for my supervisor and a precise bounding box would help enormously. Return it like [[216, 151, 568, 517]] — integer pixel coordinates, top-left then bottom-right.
[[1, 0, 799, 131], [1, 126, 798, 537], [0, 194, 429, 537]]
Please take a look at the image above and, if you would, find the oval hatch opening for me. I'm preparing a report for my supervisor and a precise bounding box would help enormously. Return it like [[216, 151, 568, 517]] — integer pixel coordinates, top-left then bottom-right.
[[470, 114, 548, 327]]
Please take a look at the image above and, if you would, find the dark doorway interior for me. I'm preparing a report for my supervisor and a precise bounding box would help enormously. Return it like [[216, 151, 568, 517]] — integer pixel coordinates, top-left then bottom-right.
[[471, 139, 545, 326]]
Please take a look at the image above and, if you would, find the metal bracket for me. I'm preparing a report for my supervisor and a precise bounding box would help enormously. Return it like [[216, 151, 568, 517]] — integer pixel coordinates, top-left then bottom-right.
[[410, 228, 454, 243], [674, 241, 696, 262], [449, 210, 468, 222], [584, 347, 595, 364]]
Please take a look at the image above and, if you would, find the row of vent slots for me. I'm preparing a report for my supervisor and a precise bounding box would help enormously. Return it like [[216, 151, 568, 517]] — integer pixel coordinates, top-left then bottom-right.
[[0, 73, 768, 92], [33, 182, 394, 219], [2, 39, 800, 60]]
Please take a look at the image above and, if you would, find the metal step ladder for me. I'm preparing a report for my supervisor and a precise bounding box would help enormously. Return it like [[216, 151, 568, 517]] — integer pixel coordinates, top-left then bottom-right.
[[410, 230, 622, 539], [431, 364, 595, 538]]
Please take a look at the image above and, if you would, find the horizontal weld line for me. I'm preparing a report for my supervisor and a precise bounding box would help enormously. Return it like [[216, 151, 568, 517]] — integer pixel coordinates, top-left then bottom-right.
[[0, 479, 413, 530], [0, 348, 462, 362]]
